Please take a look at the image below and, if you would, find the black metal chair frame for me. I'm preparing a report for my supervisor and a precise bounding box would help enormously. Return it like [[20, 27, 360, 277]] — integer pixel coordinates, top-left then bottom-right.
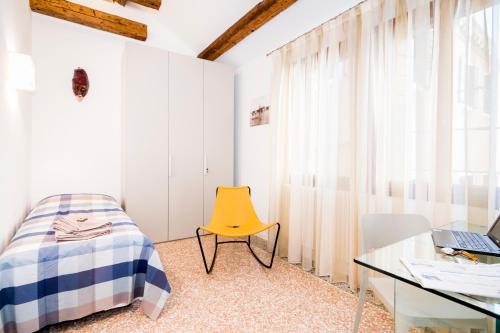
[[195, 186, 281, 274]]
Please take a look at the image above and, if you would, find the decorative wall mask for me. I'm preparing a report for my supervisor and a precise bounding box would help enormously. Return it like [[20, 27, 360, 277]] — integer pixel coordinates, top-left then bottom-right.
[[72, 68, 89, 101]]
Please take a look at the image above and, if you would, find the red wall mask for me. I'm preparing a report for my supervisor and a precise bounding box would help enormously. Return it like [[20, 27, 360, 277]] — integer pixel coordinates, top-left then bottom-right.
[[72, 68, 89, 102]]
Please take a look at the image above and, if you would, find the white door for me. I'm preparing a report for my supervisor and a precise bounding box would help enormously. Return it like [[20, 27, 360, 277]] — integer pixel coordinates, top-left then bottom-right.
[[169, 53, 204, 240], [203, 60, 234, 226], [123, 43, 169, 243]]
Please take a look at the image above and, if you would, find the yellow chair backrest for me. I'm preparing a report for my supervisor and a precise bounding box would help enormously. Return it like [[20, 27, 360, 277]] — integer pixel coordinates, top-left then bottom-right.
[[209, 186, 262, 228]]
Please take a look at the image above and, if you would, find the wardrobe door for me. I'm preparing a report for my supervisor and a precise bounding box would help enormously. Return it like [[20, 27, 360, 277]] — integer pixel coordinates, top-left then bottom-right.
[[168, 53, 204, 240], [123, 43, 169, 243], [203, 60, 234, 226]]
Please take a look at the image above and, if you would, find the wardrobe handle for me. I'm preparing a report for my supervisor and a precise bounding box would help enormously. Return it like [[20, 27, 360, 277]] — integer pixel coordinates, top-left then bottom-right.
[[204, 154, 208, 175], [169, 155, 172, 177]]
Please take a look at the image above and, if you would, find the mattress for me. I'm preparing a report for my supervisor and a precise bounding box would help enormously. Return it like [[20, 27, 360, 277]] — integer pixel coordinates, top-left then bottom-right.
[[0, 194, 171, 333]]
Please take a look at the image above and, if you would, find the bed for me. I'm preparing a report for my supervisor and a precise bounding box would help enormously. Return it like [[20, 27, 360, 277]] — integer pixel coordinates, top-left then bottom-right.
[[0, 194, 171, 333]]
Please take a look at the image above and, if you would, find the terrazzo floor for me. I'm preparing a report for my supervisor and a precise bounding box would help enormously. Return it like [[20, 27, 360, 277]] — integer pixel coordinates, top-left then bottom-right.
[[45, 236, 394, 333]]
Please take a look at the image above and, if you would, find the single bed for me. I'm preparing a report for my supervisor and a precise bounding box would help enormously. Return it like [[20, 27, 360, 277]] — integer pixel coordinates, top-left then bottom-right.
[[0, 193, 171, 333]]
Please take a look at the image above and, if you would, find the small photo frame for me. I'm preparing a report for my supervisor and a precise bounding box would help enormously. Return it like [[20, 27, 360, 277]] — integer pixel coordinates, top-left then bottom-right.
[[250, 96, 270, 127]]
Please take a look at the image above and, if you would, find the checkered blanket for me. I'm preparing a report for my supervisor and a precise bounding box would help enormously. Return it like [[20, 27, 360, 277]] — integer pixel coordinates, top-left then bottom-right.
[[0, 194, 171, 333]]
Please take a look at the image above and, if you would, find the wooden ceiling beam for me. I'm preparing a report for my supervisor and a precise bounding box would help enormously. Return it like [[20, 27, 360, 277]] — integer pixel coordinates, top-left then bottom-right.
[[30, 0, 148, 41], [130, 0, 162, 10], [198, 0, 297, 61], [113, 0, 162, 10], [114, 0, 128, 6]]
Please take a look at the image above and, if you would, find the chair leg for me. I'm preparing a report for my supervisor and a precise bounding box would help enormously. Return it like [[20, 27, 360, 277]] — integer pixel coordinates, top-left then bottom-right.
[[246, 223, 281, 269], [394, 315, 411, 333], [196, 228, 218, 274], [352, 267, 369, 333]]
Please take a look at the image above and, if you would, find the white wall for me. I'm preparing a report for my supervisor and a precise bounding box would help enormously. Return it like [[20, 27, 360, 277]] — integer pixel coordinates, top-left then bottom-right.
[[31, 15, 124, 205], [30, 13, 194, 206], [234, 56, 272, 224], [0, 0, 32, 251]]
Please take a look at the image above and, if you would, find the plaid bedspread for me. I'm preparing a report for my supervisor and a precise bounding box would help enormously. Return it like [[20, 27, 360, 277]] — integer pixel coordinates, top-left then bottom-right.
[[0, 194, 171, 333]]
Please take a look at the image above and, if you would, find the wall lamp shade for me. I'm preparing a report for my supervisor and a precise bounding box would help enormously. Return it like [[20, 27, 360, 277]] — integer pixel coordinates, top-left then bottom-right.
[[7, 52, 35, 92]]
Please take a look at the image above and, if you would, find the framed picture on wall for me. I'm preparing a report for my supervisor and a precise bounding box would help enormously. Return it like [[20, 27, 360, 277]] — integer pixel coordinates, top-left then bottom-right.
[[250, 96, 270, 127]]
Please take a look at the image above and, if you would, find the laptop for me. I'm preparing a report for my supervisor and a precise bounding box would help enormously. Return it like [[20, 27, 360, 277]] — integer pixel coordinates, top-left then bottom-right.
[[431, 217, 500, 257]]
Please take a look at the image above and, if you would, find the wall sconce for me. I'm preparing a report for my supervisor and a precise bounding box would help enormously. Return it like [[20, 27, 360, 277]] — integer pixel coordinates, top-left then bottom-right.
[[7, 52, 35, 92]]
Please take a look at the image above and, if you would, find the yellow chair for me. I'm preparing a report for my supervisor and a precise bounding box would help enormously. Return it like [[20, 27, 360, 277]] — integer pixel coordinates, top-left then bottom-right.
[[196, 186, 280, 274]]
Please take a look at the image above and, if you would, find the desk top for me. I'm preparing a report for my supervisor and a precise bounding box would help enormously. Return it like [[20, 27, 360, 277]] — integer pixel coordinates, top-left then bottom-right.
[[354, 221, 500, 319]]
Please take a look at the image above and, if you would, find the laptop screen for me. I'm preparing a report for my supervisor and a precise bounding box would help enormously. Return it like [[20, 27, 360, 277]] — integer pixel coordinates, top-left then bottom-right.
[[488, 217, 500, 247]]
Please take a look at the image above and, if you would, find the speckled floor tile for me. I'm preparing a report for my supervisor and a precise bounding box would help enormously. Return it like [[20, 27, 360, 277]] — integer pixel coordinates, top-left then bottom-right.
[[46, 236, 393, 333]]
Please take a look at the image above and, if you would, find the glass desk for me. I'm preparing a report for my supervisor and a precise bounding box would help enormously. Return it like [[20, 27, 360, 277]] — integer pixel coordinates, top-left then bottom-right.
[[354, 221, 499, 332]]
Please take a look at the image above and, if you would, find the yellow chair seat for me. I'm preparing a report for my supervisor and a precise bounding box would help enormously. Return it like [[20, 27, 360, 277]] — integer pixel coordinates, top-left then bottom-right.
[[195, 186, 281, 274], [200, 222, 277, 238]]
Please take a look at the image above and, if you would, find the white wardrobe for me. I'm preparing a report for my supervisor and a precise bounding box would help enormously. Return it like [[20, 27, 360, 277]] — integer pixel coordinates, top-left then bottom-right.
[[123, 43, 234, 243]]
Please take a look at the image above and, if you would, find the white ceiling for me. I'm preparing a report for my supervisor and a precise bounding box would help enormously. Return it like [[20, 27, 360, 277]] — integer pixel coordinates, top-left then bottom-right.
[[72, 0, 262, 58], [220, 0, 361, 66], [58, 0, 361, 67], [161, 0, 262, 55]]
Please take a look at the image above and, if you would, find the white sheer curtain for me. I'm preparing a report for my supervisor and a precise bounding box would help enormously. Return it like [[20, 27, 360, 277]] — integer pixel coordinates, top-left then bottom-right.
[[268, 0, 500, 288]]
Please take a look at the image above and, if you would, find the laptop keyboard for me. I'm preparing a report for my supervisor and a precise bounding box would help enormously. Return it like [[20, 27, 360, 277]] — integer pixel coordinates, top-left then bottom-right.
[[452, 231, 493, 251]]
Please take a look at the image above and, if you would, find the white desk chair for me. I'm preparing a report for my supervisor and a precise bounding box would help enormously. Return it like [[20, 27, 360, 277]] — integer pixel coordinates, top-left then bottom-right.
[[352, 214, 488, 333]]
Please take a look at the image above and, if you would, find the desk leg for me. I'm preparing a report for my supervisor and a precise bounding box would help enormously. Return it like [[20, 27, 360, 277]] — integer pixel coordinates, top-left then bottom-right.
[[394, 279, 410, 333]]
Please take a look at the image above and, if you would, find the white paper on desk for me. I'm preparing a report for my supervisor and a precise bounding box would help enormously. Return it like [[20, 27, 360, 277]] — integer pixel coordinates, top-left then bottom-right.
[[400, 257, 500, 299]]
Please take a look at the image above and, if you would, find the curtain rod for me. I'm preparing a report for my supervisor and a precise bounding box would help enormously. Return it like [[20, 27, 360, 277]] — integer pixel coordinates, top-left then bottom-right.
[[266, 0, 367, 57], [265, 0, 484, 57]]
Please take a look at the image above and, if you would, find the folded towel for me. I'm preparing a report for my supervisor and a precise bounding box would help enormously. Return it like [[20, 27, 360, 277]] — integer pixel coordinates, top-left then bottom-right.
[[52, 215, 112, 241], [55, 228, 111, 241], [53, 215, 112, 232]]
